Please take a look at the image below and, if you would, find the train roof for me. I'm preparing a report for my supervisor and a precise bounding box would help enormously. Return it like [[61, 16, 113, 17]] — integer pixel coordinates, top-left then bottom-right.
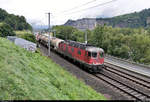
[[66, 40, 104, 52], [66, 40, 89, 49], [51, 37, 64, 43], [86, 47, 104, 52]]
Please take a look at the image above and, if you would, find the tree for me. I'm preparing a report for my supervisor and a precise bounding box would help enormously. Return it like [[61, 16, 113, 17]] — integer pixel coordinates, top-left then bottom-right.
[[72, 30, 84, 42], [129, 34, 150, 63], [0, 8, 8, 22], [92, 25, 106, 47], [52, 25, 77, 40], [20, 33, 36, 43], [0, 22, 15, 37]]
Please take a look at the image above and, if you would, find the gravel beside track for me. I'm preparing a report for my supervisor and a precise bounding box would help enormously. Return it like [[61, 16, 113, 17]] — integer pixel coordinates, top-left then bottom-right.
[[38, 44, 129, 100]]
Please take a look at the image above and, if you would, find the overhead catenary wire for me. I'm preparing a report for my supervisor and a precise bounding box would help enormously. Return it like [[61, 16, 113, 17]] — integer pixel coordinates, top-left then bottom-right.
[[61, 0, 98, 13], [63, 0, 118, 15]]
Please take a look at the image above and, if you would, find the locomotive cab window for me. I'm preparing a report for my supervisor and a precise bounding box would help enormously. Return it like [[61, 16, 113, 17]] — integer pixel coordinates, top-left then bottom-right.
[[88, 52, 97, 58], [92, 52, 97, 58], [88, 52, 91, 57]]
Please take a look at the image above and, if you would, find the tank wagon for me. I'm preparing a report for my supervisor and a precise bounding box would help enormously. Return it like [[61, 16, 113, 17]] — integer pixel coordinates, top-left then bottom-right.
[[36, 34, 105, 73]]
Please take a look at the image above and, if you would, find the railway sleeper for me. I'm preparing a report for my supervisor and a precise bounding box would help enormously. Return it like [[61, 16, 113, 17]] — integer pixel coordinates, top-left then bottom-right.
[[117, 84, 123, 87], [134, 94, 143, 98], [123, 88, 131, 92], [126, 90, 134, 93], [120, 86, 127, 89], [121, 88, 130, 91], [139, 96, 147, 100], [130, 91, 138, 95]]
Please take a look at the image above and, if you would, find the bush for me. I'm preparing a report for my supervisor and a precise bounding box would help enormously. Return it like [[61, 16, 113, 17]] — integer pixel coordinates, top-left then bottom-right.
[[20, 33, 36, 43], [15, 31, 36, 43]]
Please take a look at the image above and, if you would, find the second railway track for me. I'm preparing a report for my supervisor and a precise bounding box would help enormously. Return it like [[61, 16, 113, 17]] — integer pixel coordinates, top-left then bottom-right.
[[101, 63, 150, 101], [94, 72, 150, 101], [104, 63, 150, 90]]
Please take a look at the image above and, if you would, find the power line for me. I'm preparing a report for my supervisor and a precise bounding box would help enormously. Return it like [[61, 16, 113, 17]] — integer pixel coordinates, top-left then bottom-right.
[[61, 0, 98, 13], [63, 0, 118, 15]]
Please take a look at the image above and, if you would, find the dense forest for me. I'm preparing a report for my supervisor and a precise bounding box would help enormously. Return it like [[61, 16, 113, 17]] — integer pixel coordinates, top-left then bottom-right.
[[52, 25, 150, 65]]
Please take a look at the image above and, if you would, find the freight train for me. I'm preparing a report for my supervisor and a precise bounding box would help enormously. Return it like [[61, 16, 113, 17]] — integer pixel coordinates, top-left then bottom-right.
[[36, 33, 105, 73]]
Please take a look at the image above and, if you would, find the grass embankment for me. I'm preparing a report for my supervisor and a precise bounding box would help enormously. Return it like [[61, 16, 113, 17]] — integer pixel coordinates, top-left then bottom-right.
[[0, 37, 106, 100]]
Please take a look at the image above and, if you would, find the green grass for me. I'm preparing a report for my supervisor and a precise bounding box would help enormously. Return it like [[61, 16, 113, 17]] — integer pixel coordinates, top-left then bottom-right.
[[0, 37, 106, 100]]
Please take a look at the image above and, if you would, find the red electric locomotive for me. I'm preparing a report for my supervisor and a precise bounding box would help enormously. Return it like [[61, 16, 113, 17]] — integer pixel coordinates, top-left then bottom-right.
[[58, 40, 105, 72]]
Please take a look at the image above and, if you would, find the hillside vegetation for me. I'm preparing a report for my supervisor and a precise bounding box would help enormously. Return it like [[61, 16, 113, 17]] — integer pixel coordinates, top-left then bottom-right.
[[0, 37, 106, 100], [0, 8, 32, 31]]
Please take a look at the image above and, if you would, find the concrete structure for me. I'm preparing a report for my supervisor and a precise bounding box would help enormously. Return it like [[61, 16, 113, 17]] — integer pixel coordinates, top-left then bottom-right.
[[7, 36, 37, 52]]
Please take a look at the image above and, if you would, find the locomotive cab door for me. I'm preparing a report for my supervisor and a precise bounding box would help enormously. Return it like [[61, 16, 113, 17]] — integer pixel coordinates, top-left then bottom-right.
[[85, 51, 92, 64], [98, 51, 105, 64], [99, 52, 104, 59]]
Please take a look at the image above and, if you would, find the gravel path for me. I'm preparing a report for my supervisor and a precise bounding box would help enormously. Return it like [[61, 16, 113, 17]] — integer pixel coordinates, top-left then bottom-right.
[[38, 44, 130, 100]]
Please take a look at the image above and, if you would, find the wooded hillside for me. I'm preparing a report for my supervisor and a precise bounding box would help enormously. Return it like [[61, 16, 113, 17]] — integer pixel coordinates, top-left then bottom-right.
[[0, 8, 32, 31]]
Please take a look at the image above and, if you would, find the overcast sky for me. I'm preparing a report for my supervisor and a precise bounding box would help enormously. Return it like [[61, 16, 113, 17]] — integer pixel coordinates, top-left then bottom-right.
[[1, 0, 150, 26]]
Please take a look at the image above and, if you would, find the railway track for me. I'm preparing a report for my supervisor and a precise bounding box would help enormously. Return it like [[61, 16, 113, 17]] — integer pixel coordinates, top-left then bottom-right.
[[94, 73, 150, 101], [104, 63, 150, 90], [97, 62, 150, 101], [38, 43, 150, 101]]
